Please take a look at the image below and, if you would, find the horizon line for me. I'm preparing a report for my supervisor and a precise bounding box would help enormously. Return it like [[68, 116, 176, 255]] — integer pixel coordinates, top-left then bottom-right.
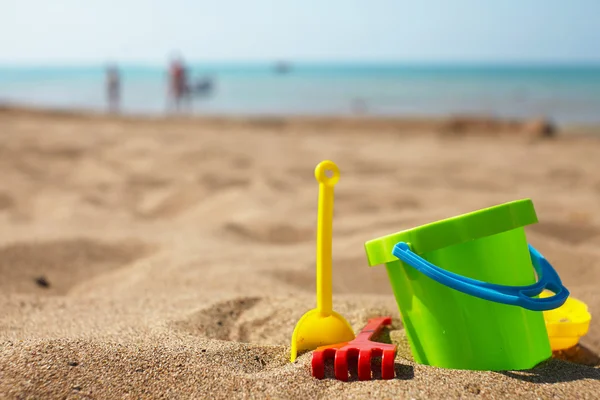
[[2, 59, 600, 69]]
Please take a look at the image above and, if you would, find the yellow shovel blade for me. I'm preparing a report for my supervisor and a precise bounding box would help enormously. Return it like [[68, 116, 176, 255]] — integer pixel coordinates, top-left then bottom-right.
[[290, 309, 355, 362]]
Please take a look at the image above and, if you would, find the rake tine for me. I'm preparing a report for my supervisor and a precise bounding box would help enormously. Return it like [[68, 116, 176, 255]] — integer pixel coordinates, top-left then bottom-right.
[[311, 350, 326, 379], [358, 349, 372, 380], [334, 348, 349, 381], [381, 348, 396, 380]]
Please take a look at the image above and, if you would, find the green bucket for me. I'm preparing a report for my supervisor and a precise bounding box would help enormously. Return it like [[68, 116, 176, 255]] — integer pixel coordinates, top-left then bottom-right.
[[364, 199, 569, 371]]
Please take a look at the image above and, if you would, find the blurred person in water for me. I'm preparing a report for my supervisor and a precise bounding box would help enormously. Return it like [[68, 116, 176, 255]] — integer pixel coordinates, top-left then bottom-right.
[[168, 55, 189, 112], [105, 64, 120, 113]]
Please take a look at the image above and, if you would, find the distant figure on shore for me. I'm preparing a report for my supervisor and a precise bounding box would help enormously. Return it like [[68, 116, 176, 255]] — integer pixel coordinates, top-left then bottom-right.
[[167, 54, 215, 113], [106, 64, 120, 113], [168, 56, 189, 112]]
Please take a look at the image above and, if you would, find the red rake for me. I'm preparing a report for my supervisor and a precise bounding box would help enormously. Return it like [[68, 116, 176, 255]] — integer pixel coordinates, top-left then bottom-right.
[[311, 316, 397, 381]]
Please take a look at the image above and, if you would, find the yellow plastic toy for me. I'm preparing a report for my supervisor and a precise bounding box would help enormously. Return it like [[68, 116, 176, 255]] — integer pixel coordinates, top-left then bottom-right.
[[542, 290, 591, 351], [290, 160, 355, 362]]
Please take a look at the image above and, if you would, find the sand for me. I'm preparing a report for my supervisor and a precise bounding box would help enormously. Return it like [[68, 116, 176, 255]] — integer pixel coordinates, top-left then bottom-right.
[[0, 108, 598, 399]]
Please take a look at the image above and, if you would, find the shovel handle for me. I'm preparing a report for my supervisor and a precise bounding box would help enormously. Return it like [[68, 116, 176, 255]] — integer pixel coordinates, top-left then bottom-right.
[[314, 161, 340, 315]]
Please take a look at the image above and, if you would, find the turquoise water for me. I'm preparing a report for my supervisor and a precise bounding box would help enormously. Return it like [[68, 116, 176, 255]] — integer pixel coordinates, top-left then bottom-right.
[[1, 64, 600, 124]]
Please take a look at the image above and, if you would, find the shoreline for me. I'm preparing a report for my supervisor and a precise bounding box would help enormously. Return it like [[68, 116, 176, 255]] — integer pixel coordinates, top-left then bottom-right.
[[2, 103, 600, 137]]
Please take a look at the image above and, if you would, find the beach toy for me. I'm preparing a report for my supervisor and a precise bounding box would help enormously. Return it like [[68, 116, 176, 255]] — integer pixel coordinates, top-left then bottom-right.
[[290, 160, 355, 362], [542, 290, 591, 351], [364, 199, 570, 371], [312, 316, 397, 381]]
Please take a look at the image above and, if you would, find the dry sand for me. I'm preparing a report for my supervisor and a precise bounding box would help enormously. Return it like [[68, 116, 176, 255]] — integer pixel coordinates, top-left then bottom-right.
[[0, 108, 598, 399]]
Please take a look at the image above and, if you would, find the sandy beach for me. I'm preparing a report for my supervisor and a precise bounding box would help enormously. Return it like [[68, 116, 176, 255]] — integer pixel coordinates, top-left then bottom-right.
[[0, 107, 598, 399]]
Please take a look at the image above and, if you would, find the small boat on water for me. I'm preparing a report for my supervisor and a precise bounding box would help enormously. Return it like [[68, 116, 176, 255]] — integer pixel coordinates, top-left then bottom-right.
[[274, 61, 291, 74]]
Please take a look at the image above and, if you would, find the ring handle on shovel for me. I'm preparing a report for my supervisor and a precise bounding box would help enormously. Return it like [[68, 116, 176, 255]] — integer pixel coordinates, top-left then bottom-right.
[[392, 242, 569, 311], [315, 161, 340, 187]]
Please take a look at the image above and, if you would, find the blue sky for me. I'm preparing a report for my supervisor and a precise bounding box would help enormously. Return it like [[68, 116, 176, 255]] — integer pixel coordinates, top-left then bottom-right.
[[2, 0, 599, 65]]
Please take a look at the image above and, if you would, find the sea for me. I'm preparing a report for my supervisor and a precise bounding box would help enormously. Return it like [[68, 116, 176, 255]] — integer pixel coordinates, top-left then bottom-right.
[[1, 63, 600, 125]]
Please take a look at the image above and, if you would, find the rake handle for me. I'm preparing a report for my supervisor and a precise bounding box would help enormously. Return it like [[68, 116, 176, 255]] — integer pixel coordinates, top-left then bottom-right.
[[354, 316, 393, 341]]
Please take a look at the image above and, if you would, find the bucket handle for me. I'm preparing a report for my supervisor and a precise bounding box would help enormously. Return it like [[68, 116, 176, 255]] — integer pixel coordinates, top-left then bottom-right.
[[391, 242, 569, 311]]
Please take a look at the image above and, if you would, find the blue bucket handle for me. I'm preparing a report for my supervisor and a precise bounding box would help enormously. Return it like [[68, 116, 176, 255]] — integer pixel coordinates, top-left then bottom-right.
[[391, 242, 569, 311]]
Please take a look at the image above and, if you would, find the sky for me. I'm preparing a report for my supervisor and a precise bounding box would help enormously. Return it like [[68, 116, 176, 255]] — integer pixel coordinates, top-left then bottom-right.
[[2, 0, 600, 65]]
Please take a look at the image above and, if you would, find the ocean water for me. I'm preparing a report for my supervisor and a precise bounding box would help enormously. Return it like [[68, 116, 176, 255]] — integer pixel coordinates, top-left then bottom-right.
[[1, 64, 600, 124]]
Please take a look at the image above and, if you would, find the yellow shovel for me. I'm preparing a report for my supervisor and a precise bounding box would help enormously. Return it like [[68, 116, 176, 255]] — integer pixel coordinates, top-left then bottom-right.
[[290, 160, 355, 362]]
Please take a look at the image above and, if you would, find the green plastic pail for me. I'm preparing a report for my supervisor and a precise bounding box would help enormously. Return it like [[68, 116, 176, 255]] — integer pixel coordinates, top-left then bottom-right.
[[365, 199, 568, 371]]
